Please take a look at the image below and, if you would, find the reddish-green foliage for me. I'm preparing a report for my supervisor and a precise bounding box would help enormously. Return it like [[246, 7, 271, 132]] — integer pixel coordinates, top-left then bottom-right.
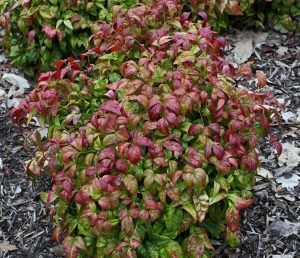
[[12, 0, 282, 257]]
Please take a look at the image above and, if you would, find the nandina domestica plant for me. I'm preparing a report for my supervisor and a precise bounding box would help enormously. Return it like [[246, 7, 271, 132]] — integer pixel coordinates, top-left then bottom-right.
[[11, 0, 282, 257]]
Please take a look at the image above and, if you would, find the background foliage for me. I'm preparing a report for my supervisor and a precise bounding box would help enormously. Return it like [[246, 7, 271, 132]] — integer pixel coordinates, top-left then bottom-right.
[[0, 0, 144, 76], [0, 0, 299, 77], [186, 0, 300, 32]]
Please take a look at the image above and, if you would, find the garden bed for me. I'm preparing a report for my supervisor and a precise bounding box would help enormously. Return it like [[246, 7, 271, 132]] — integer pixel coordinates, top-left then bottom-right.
[[0, 28, 299, 257]]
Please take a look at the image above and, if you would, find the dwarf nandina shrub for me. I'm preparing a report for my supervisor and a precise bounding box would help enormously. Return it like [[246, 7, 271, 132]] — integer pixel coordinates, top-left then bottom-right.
[[12, 0, 282, 257], [0, 0, 143, 77]]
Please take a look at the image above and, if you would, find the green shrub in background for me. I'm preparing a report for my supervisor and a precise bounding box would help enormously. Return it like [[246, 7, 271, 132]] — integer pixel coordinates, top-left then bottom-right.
[[0, 0, 143, 77], [185, 0, 300, 32]]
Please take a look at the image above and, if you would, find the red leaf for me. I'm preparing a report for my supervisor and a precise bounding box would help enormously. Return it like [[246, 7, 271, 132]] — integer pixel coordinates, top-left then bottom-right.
[[53, 227, 61, 243], [56, 29, 63, 41], [116, 128, 130, 142], [166, 185, 181, 202], [236, 64, 252, 77], [153, 157, 169, 167], [212, 144, 225, 160], [63, 238, 77, 258], [204, 144, 212, 159], [165, 94, 180, 115], [128, 145, 141, 165], [157, 118, 169, 135], [100, 100, 122, 115], [227, 1, 243, 15], [145, 199, 159, 210], [98, 197, 112, 210], [165, 111, 179, 127], [256, 70, 267, 88], [121, 216, 134, 235], [198, 12, 208, 26], [139, 210, 150, 224], [128, 95, 148, 107], [120, 61, 138, 78], [116, 159, 128, 172], [163, 140, 183, 153], [99, 147, 115, 161], [235, 197, 253, 210], [149, 144, 164, 159], [124, 174, 138, 194], [172, 171, 182, 184], [199, 27, 214, 41], [42, 25, 57, 40], [28, 30, 35, 41], [148, 97, 162, 121], [270, 139, 282, 156], [188, 124, 203, 136], [226, 206, 240, 232], [136, 136, 154, 148], [74, 188, 90, 204], [216, 99, 226, 112], [22, 0, 30, 8], [240, 151, 259, 171]]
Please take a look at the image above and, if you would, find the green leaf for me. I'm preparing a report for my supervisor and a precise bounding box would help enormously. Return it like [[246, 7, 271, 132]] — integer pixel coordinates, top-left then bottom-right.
[[64, 20, 73, 30], [182, 203, 197, 222], [174, 51, 195, 65], [39, 192, 48, 202], [151, 66, 166, 83], [56, 19, 63, 29], [139, 241, 159, 258], [39, 5, 57, 19], [162, 207, 183, 239], [68, 219, 79, 234], [209, 192, 226, 205]]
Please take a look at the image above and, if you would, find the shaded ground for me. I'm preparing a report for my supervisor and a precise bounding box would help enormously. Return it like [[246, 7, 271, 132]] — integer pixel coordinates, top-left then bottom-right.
[[0, 30, 299, 257]]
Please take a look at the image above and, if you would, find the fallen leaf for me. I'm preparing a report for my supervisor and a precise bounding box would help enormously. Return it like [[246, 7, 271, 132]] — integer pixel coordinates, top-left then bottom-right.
[[0, 242, 18, 252], [0, 53, 7, 63], [2, 73, 31, 89], [278, 143, 300, 170], [276, 46, 288, 57], [276, 174, 300, 191], [231, 38, 253, 64], [257, 167, 274, 179], [265, 220, 300, 237], [275, 193, 295, 202], [281, 111, 297, 122], [0, 88, 6, 99], [272, 255, 294, 258], [256, 70, 267, 88]]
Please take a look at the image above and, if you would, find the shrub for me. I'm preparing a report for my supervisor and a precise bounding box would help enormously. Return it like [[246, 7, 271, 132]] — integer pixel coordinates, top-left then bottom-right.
[[12, 0, 282, 257], [0, 0, 143, 77], [1, 1, 299, 78], [189, 0, 300, 32]]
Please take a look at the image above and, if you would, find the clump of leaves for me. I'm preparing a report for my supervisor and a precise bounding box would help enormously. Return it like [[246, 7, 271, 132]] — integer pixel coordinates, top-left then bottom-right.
[[185, 0, 300, 32], [0, 0, 142, 77], [12, 0, 282, 257]]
